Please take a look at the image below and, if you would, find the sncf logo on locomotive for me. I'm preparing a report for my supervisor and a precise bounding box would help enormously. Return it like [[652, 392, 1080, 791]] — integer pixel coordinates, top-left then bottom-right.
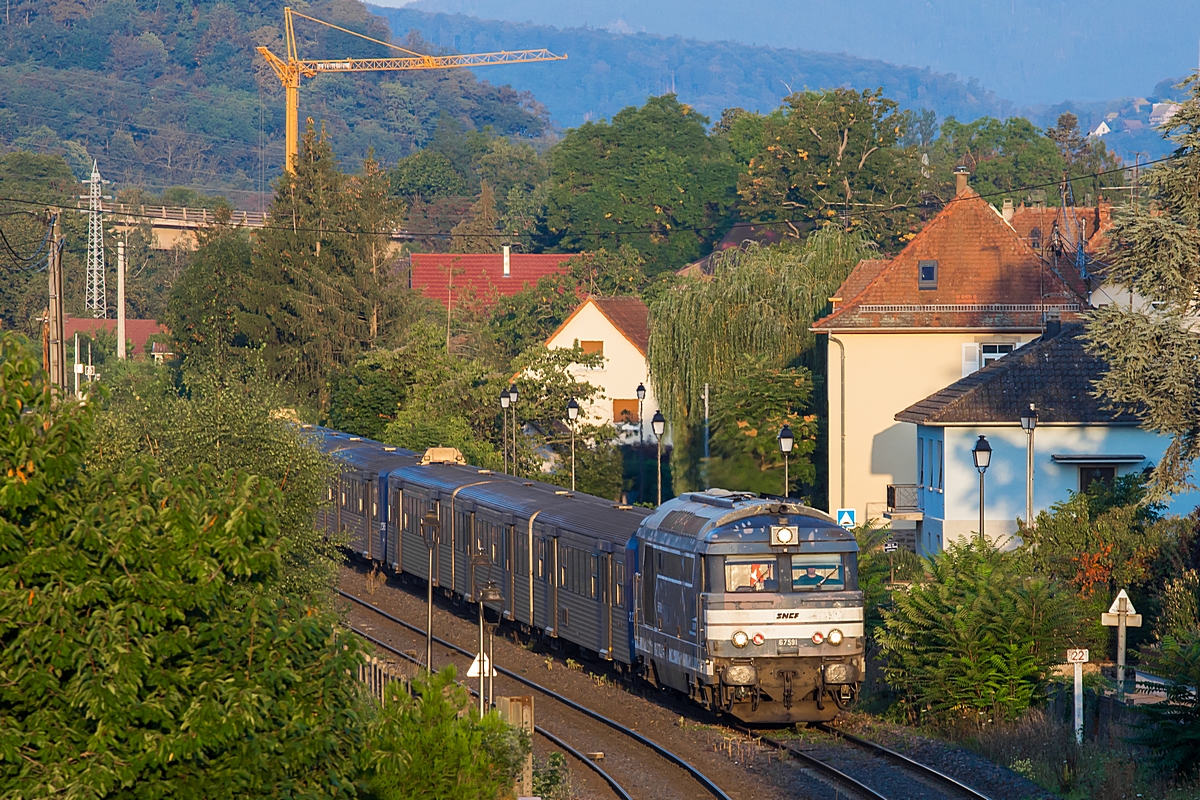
[[776, 612, 801, 620]]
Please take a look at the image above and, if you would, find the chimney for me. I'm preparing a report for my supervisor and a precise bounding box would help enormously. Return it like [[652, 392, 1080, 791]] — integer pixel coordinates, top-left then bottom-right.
[[1044, 309, 1062, 340], [502, 244, 511, 278], [1002, 198, 1014, 223], [954, 166, 970, 196], [1098, 197, 1113, 231]]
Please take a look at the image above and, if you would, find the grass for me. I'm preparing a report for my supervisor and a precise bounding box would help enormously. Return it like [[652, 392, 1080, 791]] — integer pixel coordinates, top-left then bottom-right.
[[954, 708, 1199, 800]]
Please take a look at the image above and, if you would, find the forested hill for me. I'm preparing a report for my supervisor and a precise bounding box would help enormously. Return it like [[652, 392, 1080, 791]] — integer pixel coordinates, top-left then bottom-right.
[[0, 0, 548, 201], [369, 5, 1017, 128]]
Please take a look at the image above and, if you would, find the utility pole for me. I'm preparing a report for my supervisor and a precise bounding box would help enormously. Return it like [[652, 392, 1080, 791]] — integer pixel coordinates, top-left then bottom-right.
[[117, 238, 127, 360], [46, 213, 66, 393], [702, 383, 710, 490]]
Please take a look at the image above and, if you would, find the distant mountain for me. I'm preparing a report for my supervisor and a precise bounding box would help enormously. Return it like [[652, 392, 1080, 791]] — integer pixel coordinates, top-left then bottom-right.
[[0, 1, 547, 200], [396, 0, 1200, 107], [371, 5, 1184, 162], [370, 4, 1018, 127]]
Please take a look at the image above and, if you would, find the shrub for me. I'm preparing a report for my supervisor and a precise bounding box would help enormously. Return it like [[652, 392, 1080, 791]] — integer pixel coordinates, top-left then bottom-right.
[[877, 540, 1082, 724], [1130, 631, 1200, 778]]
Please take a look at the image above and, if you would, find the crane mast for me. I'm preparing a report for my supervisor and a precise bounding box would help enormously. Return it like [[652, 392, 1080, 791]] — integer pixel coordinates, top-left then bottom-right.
[[258, 8, 566, 173]]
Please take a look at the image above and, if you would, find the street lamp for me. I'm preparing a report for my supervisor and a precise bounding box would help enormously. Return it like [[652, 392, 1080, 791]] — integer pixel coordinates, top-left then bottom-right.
[[567, 398, 580, 491], [1021, 404, 1037, 526], [636, 383, 646, 503], [972, 435, 992, 542], [651, 410, 666, 506], [778, 424, 795, 497], [508, 384, 518, 476], [499, 389, 510, 474], [418, 510, 441, 672]]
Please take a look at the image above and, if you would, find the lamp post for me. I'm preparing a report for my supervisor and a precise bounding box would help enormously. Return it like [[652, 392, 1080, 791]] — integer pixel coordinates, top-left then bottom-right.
[[636, 383, 646, 503], [500, 389, 511, 473], [972, 435, 992, 542], [1021, 404, 1037, 525], [567, 398, 580, 491], [508, 384, 519, 476], [651, 410, 666, 506], [778, 424, 795, 497], [418, 510, 441, 672]]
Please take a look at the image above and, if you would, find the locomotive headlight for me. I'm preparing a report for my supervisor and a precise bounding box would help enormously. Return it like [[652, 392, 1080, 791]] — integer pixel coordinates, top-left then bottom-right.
[[811, 631, 825, 645], [732, 630, 749, 648], [828, 628, 844, 646], [770, 525, 798, 546]]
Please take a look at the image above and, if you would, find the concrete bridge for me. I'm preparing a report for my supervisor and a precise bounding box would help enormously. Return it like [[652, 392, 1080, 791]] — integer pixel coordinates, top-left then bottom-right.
[[95, 203, 411, 251]]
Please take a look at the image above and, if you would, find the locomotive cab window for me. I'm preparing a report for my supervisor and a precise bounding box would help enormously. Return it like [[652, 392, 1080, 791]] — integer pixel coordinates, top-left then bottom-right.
[[791, 554, 845, 591], [725, 556, 777, 593]]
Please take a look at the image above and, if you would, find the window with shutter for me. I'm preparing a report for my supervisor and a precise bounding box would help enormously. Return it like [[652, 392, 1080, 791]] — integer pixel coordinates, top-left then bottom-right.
[[961, 343, 980, 377]]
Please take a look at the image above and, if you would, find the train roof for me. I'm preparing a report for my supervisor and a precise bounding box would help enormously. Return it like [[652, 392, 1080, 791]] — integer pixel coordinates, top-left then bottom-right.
[[641, 489, 852, 546]]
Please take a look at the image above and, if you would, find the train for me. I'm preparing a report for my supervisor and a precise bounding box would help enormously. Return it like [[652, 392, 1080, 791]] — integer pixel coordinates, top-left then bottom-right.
[[310, 426, 864, 723]]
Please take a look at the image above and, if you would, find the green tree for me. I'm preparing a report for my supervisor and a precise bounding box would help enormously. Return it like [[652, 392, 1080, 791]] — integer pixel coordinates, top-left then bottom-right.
[[1085, 76, 1200, 501], [877, 541, 1082, 725], [244, 124, 409, 407], [706, 360, 818, 497], [361, 667, 529, 800], [88, 358, 343, 602], [648, 228, 875, 493], [1129, 632, 1200, 778], [736, 88, 923, 248], [449, 182, 501, 253], [0, 332, 366, 797], [542, 95, 738, 274], [390, 148, 470, 199]]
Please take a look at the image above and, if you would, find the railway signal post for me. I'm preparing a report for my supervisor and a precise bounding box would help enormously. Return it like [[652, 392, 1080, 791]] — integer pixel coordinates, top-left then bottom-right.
[[1101, 589, 1141, 701]]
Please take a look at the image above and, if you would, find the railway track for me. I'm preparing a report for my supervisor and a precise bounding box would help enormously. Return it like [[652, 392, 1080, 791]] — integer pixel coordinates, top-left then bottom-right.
[[339, 588, 734, 800], [746, 724, 994, 800]]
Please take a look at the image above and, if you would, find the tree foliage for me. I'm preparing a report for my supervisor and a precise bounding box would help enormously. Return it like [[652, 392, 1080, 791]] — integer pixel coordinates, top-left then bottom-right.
[[1129, 631, 1200, 779], [736, 88, 924, 247], [877, 541, 1082, 725], [542, 95, 737, 275], [1085, 75, 1200, 501], [360, 667, 529, 800], [0, 332, 366, 797]]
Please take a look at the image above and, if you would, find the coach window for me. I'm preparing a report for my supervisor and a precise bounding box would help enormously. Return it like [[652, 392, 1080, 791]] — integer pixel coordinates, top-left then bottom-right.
[[791, 553, 845, 591], [725, 556, 777, 592]]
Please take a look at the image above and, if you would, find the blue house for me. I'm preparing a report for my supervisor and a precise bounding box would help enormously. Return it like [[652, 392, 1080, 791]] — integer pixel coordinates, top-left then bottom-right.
[[892, 323, 1200, 554]]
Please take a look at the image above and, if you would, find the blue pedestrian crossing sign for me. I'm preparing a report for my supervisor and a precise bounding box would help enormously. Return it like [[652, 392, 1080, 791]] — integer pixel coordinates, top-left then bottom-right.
[[836, 508, 856, 530]]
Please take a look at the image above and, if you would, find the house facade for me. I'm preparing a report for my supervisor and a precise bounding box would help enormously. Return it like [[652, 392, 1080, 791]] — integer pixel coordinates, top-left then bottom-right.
[[543, 296, 659, 444], [896, 324, 1200, 553], [810, 173, 1090, 542]]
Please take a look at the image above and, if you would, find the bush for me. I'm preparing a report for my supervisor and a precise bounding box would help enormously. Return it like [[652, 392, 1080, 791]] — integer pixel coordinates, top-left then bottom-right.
[[1130, 631, 1200, 778], [360, 666, 529, 800], [877, 540, 1082, 724]]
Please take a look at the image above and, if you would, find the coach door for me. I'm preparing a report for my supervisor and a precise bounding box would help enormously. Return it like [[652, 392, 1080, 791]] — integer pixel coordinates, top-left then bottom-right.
[[598, 546, 613, 659]]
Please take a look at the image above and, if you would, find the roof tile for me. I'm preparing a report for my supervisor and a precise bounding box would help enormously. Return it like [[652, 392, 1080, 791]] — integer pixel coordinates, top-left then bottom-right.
[[411, 253, 574, 309]]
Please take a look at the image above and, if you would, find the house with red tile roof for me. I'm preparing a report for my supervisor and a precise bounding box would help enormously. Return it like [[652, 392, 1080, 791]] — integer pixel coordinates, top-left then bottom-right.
[[543, 295, 658, 451], [810, 171, 1091, 552], [410, 251, 575, 309], [64, 316, 165, 358]]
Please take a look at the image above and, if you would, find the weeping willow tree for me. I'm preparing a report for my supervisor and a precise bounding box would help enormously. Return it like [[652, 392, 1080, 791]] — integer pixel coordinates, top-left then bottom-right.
[[647, 225, 875, 496]]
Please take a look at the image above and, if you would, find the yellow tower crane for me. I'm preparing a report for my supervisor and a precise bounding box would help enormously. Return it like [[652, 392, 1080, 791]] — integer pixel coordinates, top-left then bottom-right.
[[258, 7, 567, 173]]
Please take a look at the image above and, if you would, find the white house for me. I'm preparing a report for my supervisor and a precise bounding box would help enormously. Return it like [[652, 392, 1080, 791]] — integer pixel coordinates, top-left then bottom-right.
[[895, 323, 1200, 554], [543, 295, 659, 444]]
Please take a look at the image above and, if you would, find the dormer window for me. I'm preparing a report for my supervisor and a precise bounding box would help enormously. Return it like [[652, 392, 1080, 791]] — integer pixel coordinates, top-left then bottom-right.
[[1030, 227, 1043, 250], [918, 259, 938, 289]]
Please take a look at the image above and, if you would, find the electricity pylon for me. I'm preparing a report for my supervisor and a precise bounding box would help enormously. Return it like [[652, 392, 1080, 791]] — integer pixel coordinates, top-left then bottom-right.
[[82, 160, 110, 318]]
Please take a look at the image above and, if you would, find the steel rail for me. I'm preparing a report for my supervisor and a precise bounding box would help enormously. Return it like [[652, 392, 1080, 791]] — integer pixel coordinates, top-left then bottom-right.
[[741, 728, 888, 800], [338, 588, 733, 800], [348, 624, 632, 800], [814, 723, 994, 800]]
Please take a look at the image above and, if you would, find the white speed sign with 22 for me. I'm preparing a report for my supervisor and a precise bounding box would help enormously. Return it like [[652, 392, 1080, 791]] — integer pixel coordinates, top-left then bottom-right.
[[1066, 648, 1089, 664]]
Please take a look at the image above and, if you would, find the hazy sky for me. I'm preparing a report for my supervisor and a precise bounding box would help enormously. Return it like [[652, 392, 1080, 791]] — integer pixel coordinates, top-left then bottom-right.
[[372, 0, 1199, 104]]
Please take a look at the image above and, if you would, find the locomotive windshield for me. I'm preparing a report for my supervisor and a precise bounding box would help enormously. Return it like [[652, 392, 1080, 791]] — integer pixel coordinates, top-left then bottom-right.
[[791, 553, 845, 591], [725, 556, 778, 592]]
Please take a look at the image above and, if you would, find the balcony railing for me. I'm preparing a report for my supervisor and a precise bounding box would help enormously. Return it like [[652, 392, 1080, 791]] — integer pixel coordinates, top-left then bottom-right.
[[885, 484, 923, 519]]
